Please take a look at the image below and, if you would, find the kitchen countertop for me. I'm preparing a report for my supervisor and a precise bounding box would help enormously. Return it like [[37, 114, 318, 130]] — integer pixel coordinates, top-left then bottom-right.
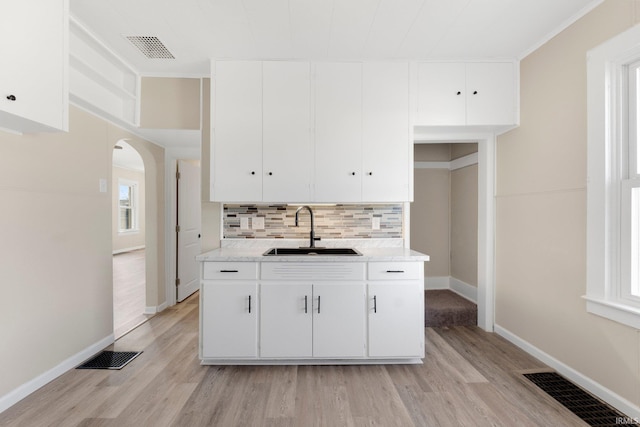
[[196, 246, 429, 262]]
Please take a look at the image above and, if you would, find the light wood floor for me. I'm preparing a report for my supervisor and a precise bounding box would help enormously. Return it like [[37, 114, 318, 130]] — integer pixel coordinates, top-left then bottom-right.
[[0, 292, 589, 427], [113, 249, 153, 339]]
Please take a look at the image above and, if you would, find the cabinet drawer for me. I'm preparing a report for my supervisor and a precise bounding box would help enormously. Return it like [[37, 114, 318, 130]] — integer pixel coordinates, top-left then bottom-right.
[[203, 262, 258, 280], [367, 262, 422, 280]]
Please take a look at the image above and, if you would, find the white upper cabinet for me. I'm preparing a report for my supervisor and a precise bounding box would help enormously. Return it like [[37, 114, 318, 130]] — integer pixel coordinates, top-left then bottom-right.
[[211, 61, 263, 202], [0, 0, 69, 133], [465, 62, 516, 126], [417, 62, 517, 127], [263, 61, 312, 202], [211, 60, 312, 203], [314, 62, 363, 202], [362, 62, 410, 202]]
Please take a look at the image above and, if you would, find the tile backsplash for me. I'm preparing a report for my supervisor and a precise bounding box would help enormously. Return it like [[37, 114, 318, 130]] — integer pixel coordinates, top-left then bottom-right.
[[223, 204, 403, 239]]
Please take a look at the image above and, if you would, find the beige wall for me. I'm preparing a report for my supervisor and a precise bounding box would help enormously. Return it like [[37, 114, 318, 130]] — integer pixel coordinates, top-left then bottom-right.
[[112, 166, 145, 252], [451, 164, 478, 286], [411, 168, 450, 277], [0, 106, 165, 400], [140, 77, 201, 130], [496, 0, 640, 406]]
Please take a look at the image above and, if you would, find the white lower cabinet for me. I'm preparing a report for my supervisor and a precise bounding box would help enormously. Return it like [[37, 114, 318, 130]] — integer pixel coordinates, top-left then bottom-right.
[[367, 262, 425, 359], [260, 282, 366, 359], [368, 282, 424, 358], [201, 282, 258, 358], [260, 283, 313, 358], [200, 260, 424, 364]]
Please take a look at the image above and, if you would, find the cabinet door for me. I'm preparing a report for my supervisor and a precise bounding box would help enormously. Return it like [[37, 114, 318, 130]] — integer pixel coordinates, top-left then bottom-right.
[[0, 0, 68, 132], [260, 283, 313, 358], [201, 282, 258, 358], [313, 283, 365, 358], [211, 61, 262, 201], [416, 63, 466, 126], [465, 62, 515, 126], [368, 282, 424, 358], [314, 62, 363, 202], [362, 62, 410, 202], [263, 61, 311, 202]]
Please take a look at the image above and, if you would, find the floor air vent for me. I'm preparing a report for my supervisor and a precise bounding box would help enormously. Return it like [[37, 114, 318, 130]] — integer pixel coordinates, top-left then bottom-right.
[[77, 351, 142, 370], [523, 372, 628, 426]]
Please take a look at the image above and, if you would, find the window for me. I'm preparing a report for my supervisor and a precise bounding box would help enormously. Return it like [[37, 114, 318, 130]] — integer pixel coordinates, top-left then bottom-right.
[[586, 24, 640, 329], [119, 180, 138, 232]]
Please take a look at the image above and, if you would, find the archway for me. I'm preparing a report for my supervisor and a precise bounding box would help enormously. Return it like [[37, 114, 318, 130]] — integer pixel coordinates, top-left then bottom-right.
[[112, 140, 149, 337]]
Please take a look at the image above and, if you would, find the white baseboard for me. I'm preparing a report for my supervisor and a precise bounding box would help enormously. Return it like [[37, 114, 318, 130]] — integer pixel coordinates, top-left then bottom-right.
[[144, 300, 168, 315], [450, 277, 478, 303], [112, 245, 145, 255], [424, 276, 478, 304], [0, 334, 114, 414], [495, 325, 640, 419]]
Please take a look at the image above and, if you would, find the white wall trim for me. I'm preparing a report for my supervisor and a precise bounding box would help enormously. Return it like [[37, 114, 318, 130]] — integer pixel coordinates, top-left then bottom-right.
[[0, 334, 114, 414], [414, 152, 478, 171], [112, 245, 145, 255], [495, 325, 640, 419], [145, 300, 169, 315], [450, 152, 479, 171], [450, 277, 478, 303]]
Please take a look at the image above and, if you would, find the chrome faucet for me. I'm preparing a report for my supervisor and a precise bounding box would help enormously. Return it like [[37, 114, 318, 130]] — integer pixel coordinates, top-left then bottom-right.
[[295, 205, 318, 248]]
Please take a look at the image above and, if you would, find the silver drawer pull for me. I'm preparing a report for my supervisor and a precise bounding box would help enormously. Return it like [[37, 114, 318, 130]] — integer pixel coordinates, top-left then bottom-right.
[[220, 269, 239, 273], [386, 270, 405, 273]]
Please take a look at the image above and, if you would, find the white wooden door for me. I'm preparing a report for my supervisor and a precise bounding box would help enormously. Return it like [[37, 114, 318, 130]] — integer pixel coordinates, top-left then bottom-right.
[[312, 283, 366, 358], [362, 62, 410, 202], [211, 61, 262, 201], [465, 62, 515, 126], [368, 282, 424, 358], [263, 61, 311, 202], [260, 283, 313, 358], [417, 62, 466, 126], [201, 282, 258, 358], [314, 62, 362, 202], [177, 159, 201, 302]]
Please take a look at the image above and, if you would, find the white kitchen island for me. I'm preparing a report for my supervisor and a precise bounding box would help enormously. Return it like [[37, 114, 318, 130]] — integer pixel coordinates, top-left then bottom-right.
[[196, 241, 429, 365]]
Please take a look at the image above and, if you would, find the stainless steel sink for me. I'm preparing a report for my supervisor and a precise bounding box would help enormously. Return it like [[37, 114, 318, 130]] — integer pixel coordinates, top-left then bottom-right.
[[263, 247, 362, 256]]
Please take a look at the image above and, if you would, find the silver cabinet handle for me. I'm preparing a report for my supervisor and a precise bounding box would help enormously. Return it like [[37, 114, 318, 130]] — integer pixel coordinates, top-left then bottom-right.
[[304, 295, 308, 314], [248, 295, 251, 313], [373, 295, 377, 313], [386, 270, 405, 273], [220, 269, 238, 273], [317, 295, 321, 314]]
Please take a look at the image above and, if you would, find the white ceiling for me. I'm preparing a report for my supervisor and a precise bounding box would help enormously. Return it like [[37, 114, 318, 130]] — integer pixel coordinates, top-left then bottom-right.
[[70, 0, 603, 77]]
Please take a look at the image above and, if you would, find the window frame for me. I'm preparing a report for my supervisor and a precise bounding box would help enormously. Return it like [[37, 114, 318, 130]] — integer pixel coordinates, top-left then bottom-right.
[[586, 23, 640, 329], [118, 179, 139, 233]]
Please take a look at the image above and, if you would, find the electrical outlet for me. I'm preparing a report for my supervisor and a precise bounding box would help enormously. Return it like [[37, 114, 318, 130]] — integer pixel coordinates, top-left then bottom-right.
[[252, 216, 265, 229], [240, 217, 249, 230], [372, 217, 381, 230]]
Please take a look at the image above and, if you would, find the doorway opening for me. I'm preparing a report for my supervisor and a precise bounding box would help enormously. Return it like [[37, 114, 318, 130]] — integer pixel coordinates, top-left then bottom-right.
[[112, 140, 151, 338], [411, 132, 496, 331]]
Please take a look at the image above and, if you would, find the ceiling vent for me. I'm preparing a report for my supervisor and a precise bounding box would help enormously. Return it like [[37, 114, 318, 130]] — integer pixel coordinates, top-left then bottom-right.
[[125, 36, 175, 59]]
